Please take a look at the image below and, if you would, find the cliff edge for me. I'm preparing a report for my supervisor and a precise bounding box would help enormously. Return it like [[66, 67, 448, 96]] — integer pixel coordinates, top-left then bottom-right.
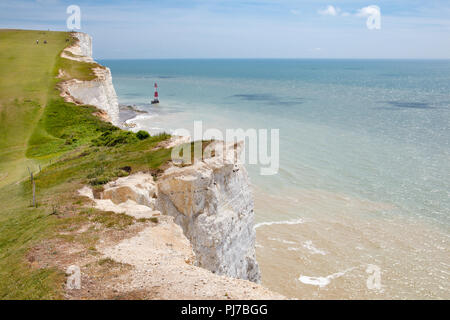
[[59, 32, 120, 125], [62, 33, 278, 298], [83, 141, 261, 282], [78, 142, 279, 299], [0, 29, 281, 300], [157, 141, 261, 282]]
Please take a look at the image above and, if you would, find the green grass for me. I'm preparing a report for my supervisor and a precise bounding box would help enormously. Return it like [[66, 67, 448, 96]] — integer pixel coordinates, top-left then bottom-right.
[[0, 30, 69, 187], [0, 29, 172, 299], [0, 30, 109, 187]]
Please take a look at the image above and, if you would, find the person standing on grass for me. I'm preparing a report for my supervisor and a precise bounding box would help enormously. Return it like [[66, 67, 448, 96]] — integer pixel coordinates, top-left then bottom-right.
[[36, 39, 39, 45]]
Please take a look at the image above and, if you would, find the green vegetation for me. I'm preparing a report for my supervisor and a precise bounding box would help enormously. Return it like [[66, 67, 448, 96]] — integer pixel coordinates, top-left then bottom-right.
[[0, 30, 172, 299], [136, 130, 150, 140], [97, 258, 118, 266], [92, 128, 138, 147], [149, 217, 159, 224], [80, 209, 134, 230]]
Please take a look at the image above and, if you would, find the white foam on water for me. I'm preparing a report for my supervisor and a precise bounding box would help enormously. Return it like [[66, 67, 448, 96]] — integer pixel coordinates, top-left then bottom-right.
[[126, 113, 155, 123], [298, 267, 357, 288], [302, 240, 327, 255], [268, 237, 297, 245], [254, 218, 304, 229], [298, 276, 331, 288], [125, 114, 156, 132]]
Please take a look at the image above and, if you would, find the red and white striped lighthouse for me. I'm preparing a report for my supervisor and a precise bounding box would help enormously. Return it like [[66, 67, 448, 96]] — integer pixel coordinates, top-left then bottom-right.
[[151, 82, 159, 104]]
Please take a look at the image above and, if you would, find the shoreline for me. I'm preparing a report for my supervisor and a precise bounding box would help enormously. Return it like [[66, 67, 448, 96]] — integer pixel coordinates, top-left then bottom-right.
[[119, 104, 148, 122], [119, 104, 149, 128]]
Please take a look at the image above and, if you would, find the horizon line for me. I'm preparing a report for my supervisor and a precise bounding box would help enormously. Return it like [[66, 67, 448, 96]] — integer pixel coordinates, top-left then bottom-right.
[[97, 57, 450, 61], [3, 28, 449, 61]]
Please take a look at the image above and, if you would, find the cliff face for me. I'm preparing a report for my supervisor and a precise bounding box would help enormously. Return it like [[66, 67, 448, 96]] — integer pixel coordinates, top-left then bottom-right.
[[79, 141, 261, 283], [60, 32, 119, 125], [80, 181, 281, 298], [156, 141, 261, 282], [62, 32, 92, 61], [64, 33, 262, 284]]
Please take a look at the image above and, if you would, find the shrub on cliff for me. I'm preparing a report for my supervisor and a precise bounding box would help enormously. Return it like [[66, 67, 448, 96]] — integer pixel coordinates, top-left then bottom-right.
[[136, 130, 150, 140], [92, 129, 138, 147], [88, 167, 130, 186]]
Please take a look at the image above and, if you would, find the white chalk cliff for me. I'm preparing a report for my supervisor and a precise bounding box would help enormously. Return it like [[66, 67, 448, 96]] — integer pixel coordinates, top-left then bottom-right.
[[60, 32, 120, 125], [156, 141, 261, 282], [79, 141, 261, 283], [65, 32, 263, 284]]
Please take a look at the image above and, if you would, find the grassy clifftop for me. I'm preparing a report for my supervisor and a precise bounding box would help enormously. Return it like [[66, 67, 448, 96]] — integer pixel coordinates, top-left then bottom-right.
[[0, 30, 171, 299], [0, 30, 68, 187]]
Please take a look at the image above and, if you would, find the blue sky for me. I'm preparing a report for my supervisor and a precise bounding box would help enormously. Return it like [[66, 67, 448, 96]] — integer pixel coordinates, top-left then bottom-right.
[[1, 0, 449, 59]]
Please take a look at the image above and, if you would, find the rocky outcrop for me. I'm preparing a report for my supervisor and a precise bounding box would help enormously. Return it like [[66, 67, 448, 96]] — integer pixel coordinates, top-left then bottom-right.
[[101, 173, 157, 207], [61, 32, 93, 62], [79, 173, 160, 219], [60, 32, 120, 125], [156, 141, 261, 282], [78, 181, 282, 299], [79, 142, 261, 283]]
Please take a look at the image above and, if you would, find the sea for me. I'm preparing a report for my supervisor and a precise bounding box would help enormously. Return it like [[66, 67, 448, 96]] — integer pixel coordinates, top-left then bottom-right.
[[100, 59, 450, 299]]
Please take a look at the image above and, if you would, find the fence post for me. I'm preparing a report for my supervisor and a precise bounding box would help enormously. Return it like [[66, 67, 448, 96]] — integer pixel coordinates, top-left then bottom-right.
[[31, 172, 36, 208]]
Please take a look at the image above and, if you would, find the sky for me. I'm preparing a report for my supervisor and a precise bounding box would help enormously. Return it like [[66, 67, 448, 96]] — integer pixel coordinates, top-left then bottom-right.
[[0, 0, 449, 59]]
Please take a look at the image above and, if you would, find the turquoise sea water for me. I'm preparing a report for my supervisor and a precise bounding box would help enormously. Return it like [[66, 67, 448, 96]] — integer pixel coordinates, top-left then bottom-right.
[[101, 59, 450, 299]]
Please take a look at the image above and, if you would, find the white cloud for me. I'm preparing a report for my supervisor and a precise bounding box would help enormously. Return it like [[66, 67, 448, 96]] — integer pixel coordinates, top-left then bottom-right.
[[318, 5, 340, 16], [290, 9, 300, 16]]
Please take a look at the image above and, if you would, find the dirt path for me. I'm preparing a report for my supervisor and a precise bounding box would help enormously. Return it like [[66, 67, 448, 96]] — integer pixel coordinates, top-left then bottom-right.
[[96, 216, 285, 299]]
